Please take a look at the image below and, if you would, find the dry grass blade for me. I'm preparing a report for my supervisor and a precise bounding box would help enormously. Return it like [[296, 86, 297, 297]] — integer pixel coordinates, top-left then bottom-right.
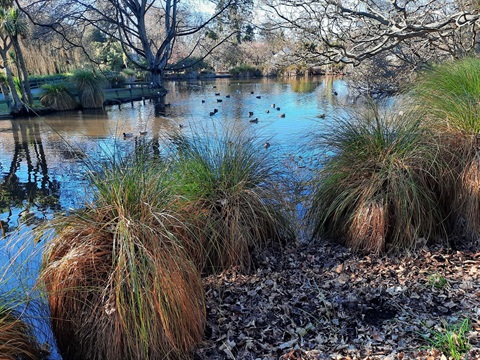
[[169, 127, 294, 272], [39, 147, 205, 360], [307, 102, 447, 253], [0, 306, 40, 360], [413, 58, 480, 241]]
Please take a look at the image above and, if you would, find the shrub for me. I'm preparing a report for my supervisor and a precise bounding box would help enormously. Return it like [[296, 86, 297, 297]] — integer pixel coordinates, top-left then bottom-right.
[[40, 84, 77, 111], [169, 128, 293, 272], [104, 71, 126, 88], [229, 64, 262, 78], [307, 103, 446, 253], [39, 147, 205, 360], [71, 69, 105, 109], [413, 57, 480, 240]]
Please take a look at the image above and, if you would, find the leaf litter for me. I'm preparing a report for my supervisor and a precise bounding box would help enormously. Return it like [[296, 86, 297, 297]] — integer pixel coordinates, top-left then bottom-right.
[[195, 240, 480, 359]]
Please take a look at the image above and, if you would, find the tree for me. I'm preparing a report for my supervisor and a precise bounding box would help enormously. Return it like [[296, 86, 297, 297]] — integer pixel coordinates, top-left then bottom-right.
[[17, 0, 236, 89], [0, 6, 22, 110], [215, 0, 254, 44], [4, 7, 32, 104], [261, 0, 480, 65]]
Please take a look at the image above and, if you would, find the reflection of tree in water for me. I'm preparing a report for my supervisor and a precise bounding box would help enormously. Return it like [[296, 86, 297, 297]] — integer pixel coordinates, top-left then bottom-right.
[[0, 120, 61, 235]]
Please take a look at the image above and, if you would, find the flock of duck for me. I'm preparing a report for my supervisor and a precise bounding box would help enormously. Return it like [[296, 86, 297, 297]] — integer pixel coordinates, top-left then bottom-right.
[[204, 88, 287, 122], [200, 86, 293, 149], [122, 85, 334, 148]]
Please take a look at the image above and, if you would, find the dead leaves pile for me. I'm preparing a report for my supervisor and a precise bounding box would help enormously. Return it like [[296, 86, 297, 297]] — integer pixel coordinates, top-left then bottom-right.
[[195, 241, 480, 359]]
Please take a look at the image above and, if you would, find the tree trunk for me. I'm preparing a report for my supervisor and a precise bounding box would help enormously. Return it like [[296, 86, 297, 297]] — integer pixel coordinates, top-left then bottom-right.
[[149, 69, 163, 88], [0, 82, 12, 109], [0, 49, 23, 111], [12, 37, 32, 104]]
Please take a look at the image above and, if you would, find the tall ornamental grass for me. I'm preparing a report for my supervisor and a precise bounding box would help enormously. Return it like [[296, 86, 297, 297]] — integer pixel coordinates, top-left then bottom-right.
[[307, 104, 446, 253], [0, 304, 41, 360], [169, 129, 294, 272], [39, 148, 205, 360], [414, 57, 480, 240], [39, 83, 77, 111], [71, 69, 105, 109]]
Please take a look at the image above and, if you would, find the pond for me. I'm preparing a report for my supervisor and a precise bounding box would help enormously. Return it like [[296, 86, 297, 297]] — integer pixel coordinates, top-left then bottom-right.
[[0, 76, 350, 357]]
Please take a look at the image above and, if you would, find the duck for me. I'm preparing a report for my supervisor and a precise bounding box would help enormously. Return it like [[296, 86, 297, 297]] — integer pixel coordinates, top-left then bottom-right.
[[215, 92, 220, 96], [271, 103, 276, 108], [317, 113, 326, 119], [249, 118, 259, 123], [256, 95, 262, 99], [123, 132, 134, 138], [251, 91, 254, 94], [217, 99, 223, 102], [209, 111, 216, 116], [266, 110, 270, 113], [226, 95, 231, 98], [279, 113, 285, 118], [264, 142, 270, 149], [276, 107, 281, 111], [139, 131, 148, 136], [214, 108, 219, 113], [248, 111, 254, 117], [333, 91, 338, 96], [201, 99, 205, 103]]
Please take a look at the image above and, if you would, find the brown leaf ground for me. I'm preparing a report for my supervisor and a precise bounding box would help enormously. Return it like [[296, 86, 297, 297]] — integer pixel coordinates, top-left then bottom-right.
[[195, 240, 480, 360]]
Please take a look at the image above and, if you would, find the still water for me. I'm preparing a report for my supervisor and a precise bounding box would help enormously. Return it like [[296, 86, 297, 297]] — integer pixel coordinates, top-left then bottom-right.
[[0, 76, 350, 356], [0, 76, 350, 237]]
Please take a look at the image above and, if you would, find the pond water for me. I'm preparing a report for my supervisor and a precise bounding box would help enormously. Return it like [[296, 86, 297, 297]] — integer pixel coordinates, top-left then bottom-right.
[[0, 76, 351, 357]]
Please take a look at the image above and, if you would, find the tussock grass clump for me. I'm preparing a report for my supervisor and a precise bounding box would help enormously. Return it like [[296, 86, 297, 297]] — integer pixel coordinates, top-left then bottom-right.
[[307, 104, 446, 253], [39, 83, 77, 111], [170, 129, 293, 272], [71, 69, 105, 109], [40, 149, 205, 360], [0, 304, 41, 360], [414, 57, 480, 240]]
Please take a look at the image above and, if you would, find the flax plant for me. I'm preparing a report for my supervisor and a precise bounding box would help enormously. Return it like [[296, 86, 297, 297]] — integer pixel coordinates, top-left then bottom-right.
[[169, 128, 294, 272], [414, 57, 480, 241], [307, 103, 446, 253], [39, 146, 205, 360]]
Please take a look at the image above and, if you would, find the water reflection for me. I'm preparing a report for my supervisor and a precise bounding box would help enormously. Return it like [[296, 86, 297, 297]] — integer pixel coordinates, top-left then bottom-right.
[[0, 77, 349, 236], [1, 120, 61, 235]]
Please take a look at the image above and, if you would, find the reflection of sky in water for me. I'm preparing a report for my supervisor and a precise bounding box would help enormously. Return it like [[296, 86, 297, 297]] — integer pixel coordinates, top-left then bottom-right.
[[0, 76, 350, 358]]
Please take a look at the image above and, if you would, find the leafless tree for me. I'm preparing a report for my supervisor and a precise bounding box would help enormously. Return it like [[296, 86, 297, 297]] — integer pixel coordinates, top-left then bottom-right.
[[262, 0, 480, 65], [16, 0, 236, 88]]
